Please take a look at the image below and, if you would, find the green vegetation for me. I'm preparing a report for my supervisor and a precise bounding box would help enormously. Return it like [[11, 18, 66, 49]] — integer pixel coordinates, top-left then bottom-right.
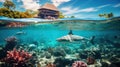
[[99, 12, 114, 18], [70, 16, 75, 18], [0, 8, 33, 18], [59, 12, 65, 19], [0, 0, 36, 18], [3, 0, 15, 10]]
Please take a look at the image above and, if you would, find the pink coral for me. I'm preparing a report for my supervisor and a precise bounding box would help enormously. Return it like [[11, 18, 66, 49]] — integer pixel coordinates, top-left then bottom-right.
[[1, 48, 32, 66], [72, 61, 87, 67]]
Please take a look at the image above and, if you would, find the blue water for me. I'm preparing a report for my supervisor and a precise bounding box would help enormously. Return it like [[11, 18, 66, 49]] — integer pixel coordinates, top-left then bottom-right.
[[0, 21, 120, 47]]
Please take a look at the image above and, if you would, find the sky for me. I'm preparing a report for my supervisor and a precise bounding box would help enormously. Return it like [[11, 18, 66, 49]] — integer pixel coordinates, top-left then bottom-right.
[[0, 0, 120, 19]]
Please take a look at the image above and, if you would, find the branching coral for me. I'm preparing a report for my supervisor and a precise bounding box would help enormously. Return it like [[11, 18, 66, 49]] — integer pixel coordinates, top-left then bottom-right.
[[72, 61, 87, 67], [1, 48, 32, 67]]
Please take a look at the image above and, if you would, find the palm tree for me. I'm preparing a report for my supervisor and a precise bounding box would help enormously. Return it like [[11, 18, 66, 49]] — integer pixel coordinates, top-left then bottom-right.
[[98, 13, 114, 18], [98, 14, 102, 17], [3, 0, 15, 10]]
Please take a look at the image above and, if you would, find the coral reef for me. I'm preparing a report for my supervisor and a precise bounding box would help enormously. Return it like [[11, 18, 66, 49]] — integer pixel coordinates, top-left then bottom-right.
[[6, 22, 26, 27], [72, 61, 87, 67], [54, 57, 74, 67], [1, 48, 32, 67], [53, 47, 66, 57], [38, 56, 55, 67], [45, 52, 52, 59], [0, 29, 120, 67]]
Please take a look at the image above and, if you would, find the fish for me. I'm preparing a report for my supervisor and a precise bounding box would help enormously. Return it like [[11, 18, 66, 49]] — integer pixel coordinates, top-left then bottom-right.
[[56, 30, 95, 44], [16, 31, 26, 35]]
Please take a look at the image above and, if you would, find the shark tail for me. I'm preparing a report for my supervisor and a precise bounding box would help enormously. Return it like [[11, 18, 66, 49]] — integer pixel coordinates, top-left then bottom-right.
[[89, 36, 95, 45]]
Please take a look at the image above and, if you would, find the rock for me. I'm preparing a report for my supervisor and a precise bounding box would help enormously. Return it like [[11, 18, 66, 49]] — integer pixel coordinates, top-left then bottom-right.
[[29, 44, 36, 48], [65, 54, 76, 59], [0, 47, 7, 59], [40, 53, 45, 58], [93, 51, 101, 59], [32, 41, 39, 46], [53, 47, 66, 57], [64, 47, 72, 54], [47, 47, 54, 54], [54, 57, 73, 67], [79, 52, 88, 59], [39, 56, 55, 67], [101, 62, 109, 67], [45, 52, 51, 59], [109, 62, 120, 67], [87, 57, 96, 65]]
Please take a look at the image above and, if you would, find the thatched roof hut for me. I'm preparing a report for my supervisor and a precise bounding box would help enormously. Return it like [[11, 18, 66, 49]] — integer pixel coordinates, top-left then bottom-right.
[[38, 3, 59, 19]]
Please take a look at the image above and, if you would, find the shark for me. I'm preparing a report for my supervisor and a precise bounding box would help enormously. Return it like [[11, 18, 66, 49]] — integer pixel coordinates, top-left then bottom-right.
[[57, 30, 95, 44]]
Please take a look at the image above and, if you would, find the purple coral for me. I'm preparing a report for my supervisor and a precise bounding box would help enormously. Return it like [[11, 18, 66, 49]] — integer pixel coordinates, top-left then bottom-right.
[[5, 36, 18, 50], [5, 36, 17, 43], [72, 61, 87, 67]]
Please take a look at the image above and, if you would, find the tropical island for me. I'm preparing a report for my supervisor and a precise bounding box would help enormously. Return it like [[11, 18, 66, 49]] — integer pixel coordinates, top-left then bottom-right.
[[0, 0, 65, 19]]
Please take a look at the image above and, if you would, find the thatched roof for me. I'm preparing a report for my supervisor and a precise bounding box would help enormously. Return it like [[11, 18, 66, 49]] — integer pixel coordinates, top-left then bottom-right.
[[40, 3, 59, 11]]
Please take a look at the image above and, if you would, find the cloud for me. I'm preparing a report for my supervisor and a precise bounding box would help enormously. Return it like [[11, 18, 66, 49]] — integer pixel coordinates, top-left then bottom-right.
[[114, 3, 120, 7], [97, 4, 110, 8], [61, 7, 97, 15], [79, 8, 97, 12], [0, 0, 5, 2], [61, 7, 78, 15], [74, 14, 97, 19], [51, 0, 71, 7], [61, 4, 110, 15], [21, 0, 40, 11], [0, 0, 13, 2]]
